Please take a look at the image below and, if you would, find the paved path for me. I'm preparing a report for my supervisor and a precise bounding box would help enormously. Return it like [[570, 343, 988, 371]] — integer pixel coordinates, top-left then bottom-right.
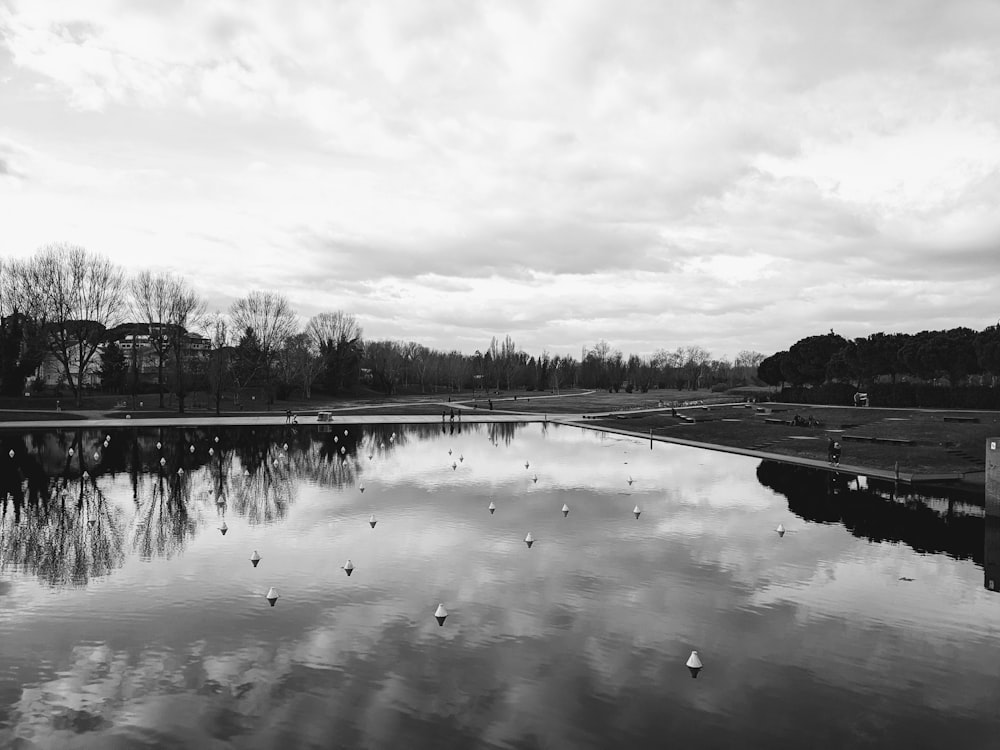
[[0, 408, 969, 485]]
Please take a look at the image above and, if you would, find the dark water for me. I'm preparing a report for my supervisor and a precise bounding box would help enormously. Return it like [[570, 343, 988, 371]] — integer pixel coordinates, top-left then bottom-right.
[[1, 423, 999, 749]]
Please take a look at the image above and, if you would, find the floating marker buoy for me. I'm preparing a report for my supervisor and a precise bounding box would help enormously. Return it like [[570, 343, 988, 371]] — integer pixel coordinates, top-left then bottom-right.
[[106, 434, 111, 442], [562, 503, 570, 517], [273, 459, 279, 467], [380, 442, 385, 449], [156, 442, 162, 450], [525, 461, 529, 469], [340, 446, 346, 454], [266, 587, 278, 606], [214, 436, 219, 443], [359, 483, 365, 493], [244, 469, 250, 476], [177, 468, 184, 475], [686, 650, 703, 678], [434, 603, 448, 626], [525, 532, 534, 549], [93, 452, 100, 460], [209, 448, 214, 456], [7, 449, 13, 458], [452, 462, 457, 470], [776, 523, 785, 537], [250, 550, 261, 567], [282, 443, 288, 451], [68, 448, 74, 457], [159, 457, 166, 466], [368, 453, 373, 460], [334, 436, 339, 443], [532, 474, 538, 483], [125, 414, 131, 419], [369, 514, 377, 528], [628, 476, 634, 486], [343, 559, 354, 576], [220, 521, 228, 535], [189, 445, 195, 453], [104, 440, 109, 448], [488, 501, 496, 514], [342, 459, 348, 467], [633, 505, 641, 519], [448, 448, 452, 455], [82, 471, 90, 479], [344, 430, 348, 436]]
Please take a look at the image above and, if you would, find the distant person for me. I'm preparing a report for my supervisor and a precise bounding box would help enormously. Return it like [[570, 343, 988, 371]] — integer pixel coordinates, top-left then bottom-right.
[[285, 409, 291, 424], [828, 439, 841, 466]]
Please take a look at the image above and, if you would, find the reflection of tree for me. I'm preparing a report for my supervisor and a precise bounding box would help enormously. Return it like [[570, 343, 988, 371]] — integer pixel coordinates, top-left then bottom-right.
[[487, 422, 521, 447], [132, 470, 198, 560], [756, 460, 984, 563], [0, 474, 125, 586]]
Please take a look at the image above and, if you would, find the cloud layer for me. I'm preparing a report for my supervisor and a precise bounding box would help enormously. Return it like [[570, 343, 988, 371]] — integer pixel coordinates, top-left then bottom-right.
[[2, 0, 1000, 357]]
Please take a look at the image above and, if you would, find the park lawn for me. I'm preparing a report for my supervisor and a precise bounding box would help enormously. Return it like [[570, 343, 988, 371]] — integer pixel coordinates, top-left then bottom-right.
[[487, 388, 727, 415], [589, 404, 1000, 477]]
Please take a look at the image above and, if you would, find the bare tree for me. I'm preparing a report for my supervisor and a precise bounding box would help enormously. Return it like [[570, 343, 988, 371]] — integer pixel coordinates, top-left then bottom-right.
[[130, 271, 174, 408], [205, 313, 234, 415], [165, 277, 207, 413], [279, 332, 323, 399], [306, 311, 362, 394], [230, 291, 296, 409], [34, 244, 127, 406]]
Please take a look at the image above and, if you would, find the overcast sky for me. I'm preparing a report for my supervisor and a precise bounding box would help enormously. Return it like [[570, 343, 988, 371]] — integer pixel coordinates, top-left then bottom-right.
[[2, 0, 999, 360]]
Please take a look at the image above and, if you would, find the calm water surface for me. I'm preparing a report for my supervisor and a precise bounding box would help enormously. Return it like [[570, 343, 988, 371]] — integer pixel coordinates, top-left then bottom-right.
[[1, 422, 999, 749]]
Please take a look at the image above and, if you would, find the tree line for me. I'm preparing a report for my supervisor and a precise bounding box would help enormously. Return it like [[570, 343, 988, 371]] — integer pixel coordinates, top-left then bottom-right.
[[757, 327, 1000, 389], [1, 244, 766, 411]]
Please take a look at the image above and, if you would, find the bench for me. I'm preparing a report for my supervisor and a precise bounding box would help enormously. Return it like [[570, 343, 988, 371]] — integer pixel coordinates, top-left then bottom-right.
[[764, 418, 790, 425], [943, 416, 979, 423], [843, 434, 914, 445]]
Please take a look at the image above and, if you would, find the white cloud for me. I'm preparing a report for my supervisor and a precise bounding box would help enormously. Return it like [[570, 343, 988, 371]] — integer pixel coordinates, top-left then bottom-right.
[[2, 0, 1000, 357]]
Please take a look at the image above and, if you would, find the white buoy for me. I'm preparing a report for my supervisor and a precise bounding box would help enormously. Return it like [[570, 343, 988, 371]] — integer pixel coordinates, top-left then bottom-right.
[[488, 501, 496, 515], [266, 587, 278, 606], [334, 436, 339, 443], [562, 503, 570, 517], [525, 532, 535, 549], [177, 468, 184, 475], [159, 457, 166, 466], [244, 469, 250, 476], [7, 449, 13, 458], [106, 434, 111, 442], [68, 448, 74, 457], [434, 603, 448, 626], [776, 523, 785, 537], [104, 439, 109, 448], [282, 443, 288, 451], [82, 471, 90, 479], [628, 476, 634, 486], [220, 521, 228, 535], [214, 436, 219, 443], [359, 483, 365, 493], [686, 650, 703, 678], [340, 446, 346, 454], [189, 445, 195, 453], [452, 462, 457, 470], [633, 505, 641, 519], [93, 452, 100, 460], [369, 514, 377, 528], [342, 459, 348, 467], [343, 559, 355, 576], [250, 550, 261, 567], [273, 459, 279, 467], [209, 448, 214, 456], [380, 442, 385, 449], [344, 430, 348, 436], [532, 474, 538, 483], [125, 414, 131, 419], [156, 441, 162, 450]]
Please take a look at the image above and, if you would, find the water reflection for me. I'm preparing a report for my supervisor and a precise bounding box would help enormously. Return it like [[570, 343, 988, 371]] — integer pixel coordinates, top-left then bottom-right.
[[3, 426, 1000, 748]]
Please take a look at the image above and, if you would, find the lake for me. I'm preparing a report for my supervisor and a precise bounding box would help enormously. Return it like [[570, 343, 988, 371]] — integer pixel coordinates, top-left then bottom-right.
[[1, 422, 999, 749]]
